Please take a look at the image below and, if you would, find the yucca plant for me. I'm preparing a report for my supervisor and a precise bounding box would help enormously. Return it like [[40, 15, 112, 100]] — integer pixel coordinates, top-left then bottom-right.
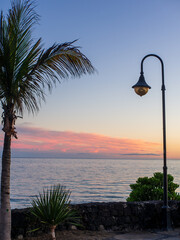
[[30, 184, 80, 240]]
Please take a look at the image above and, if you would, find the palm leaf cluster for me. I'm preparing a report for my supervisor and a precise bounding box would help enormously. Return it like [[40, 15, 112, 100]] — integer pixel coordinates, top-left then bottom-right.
[[30, 184, 80, 227], [0, 0, 95, 115]]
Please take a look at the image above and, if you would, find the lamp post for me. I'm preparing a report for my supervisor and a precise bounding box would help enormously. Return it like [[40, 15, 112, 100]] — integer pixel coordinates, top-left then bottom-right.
[[132, 54, 171, 230]]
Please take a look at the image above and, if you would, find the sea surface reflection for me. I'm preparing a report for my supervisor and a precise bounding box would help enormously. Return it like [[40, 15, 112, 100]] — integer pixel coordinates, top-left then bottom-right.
[[4, 158, 180, 209]]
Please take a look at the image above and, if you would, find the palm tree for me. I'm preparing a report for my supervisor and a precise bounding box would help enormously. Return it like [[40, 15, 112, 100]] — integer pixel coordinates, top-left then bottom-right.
[[0, 1, 95, 239], [31, 184, 80, 240]]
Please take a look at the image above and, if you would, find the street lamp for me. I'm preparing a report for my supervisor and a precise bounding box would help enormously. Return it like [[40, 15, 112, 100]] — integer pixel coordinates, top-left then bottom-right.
[[132, 54, 171, 230]]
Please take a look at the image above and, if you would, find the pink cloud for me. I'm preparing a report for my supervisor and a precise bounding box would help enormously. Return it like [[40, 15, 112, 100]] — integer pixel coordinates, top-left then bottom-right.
[[0, 125, 161, 158]]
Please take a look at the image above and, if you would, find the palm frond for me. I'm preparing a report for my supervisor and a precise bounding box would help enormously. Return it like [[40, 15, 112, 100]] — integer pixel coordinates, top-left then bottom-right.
[[0, 0, 39, 108], [0, 0, 95, 116], [31, 40, 95, 79], [14, 39, 95, 115]]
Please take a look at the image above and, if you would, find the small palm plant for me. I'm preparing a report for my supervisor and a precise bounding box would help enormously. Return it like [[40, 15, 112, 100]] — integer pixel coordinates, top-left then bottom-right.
[[30, 184, 80, 240]]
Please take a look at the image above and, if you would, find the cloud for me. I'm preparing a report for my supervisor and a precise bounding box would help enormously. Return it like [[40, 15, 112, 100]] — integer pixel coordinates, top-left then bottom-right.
[[0, 125, 161, 159]]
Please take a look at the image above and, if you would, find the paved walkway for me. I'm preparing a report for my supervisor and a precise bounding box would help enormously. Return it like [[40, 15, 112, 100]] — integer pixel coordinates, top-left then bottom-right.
[[104, 229, 180, 240]]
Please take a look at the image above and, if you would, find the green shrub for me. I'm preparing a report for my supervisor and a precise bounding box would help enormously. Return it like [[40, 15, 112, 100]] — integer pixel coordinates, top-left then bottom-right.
[[127, 172, 180, 202]]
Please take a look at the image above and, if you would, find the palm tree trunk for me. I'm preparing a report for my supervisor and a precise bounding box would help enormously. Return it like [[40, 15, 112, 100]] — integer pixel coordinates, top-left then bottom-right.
[[0, 133, 12, 240], [50, 225, 56, 240]]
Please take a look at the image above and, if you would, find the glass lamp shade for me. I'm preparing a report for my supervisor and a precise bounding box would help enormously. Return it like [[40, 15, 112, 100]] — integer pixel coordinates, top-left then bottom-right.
[[134, 86, 149, 96], [132, 74, 151, 97]]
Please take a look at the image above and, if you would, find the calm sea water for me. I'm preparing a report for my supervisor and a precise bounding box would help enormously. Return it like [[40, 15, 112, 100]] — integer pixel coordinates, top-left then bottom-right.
[[4, 158, 180, 209]]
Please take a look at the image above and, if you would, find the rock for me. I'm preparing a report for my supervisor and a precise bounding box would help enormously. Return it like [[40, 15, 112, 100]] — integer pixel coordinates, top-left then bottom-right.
[[17, 235, 23, 239], [69, 225, 77, 230], [98, 225, 105, 231]]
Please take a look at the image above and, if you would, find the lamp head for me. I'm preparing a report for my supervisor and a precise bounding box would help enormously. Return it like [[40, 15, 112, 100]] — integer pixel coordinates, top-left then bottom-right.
[[132, 73, 151, 96]]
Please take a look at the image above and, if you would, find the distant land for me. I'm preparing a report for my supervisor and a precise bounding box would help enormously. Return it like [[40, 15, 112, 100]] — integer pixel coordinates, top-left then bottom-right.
[[9, 150, 161, 159]]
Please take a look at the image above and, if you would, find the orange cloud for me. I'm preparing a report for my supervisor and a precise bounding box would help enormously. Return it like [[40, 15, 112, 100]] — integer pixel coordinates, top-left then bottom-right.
[[0, 125, 161, 159]]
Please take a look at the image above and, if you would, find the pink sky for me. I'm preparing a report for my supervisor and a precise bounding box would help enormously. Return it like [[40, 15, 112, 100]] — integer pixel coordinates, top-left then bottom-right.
[[1, 125, 162, 159]]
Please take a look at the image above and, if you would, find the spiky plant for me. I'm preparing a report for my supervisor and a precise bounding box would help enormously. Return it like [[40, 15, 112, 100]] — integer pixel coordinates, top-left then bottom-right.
[[30, 184, 80, 240], [0, 0, 94, 239]]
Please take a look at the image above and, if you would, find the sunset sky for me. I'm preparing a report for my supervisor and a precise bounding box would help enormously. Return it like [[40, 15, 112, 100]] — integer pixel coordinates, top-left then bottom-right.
[[1, 0, 180, 159]]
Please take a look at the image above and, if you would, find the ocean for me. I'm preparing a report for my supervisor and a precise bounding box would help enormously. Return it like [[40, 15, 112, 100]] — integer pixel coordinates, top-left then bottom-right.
[[4, 158, 180, 209]]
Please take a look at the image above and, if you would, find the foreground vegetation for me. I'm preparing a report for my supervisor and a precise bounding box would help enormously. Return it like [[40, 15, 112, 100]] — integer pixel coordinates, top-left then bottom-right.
[[30, 184, 80, 240], [127, 172, 180, 202]]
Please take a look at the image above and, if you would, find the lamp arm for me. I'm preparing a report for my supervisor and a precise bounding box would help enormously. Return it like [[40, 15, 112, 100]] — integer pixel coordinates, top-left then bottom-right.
[[140, 54, 165, 89]]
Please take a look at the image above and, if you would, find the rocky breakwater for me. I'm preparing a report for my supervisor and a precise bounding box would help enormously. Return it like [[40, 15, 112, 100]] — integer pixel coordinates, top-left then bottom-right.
[[12, 201, 180, 239]]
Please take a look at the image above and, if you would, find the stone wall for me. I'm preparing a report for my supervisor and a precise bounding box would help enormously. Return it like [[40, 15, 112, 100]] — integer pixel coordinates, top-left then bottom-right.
[[11, 201, 180, 238]]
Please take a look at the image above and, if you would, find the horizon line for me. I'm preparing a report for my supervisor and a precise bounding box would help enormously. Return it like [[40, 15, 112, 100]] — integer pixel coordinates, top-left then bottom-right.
[[10, 156, 180, 161]]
